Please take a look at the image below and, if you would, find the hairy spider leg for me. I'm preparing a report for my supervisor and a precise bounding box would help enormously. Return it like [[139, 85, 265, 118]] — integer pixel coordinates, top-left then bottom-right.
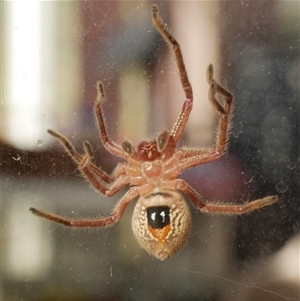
[[175, 179, 278, 214], [29, 186, 140, 228], [47, 129, 113, 185], [78, 165, 126, 196], [152, 4, 193, 143], [47, 129, 135, 197], [176, 64, 233, 170], [29, 180, 156, 228], [94, 81, 128, 159], [206, 64, 233, 155]]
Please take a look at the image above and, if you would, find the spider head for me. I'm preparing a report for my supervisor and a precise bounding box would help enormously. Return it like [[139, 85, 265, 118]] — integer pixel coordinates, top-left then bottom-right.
[[137, 140, 160, 161], [132, 189, 191, 260], [136, 131, 176, 162]]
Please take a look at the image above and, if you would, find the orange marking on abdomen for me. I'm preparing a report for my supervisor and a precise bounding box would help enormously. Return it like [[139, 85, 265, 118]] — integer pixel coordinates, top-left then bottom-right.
[[148, 224, 171, 244]]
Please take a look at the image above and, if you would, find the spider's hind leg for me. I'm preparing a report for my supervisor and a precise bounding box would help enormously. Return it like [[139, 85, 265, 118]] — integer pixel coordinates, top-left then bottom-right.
[[176, 179, 278, 215]]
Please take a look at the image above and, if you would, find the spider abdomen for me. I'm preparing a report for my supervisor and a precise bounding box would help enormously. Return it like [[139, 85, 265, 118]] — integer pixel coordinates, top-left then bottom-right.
[[132, 189, 191, 260]]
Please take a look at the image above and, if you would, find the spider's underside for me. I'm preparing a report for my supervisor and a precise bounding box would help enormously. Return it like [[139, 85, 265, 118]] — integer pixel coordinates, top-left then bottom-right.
[[30, 5, 278, 260]]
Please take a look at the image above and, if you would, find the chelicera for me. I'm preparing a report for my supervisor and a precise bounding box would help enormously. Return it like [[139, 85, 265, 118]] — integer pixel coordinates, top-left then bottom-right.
[[30, 5, 278, 260]]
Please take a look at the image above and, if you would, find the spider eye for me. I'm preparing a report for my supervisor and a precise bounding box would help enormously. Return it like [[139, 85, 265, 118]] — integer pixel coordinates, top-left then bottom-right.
[[147, 206, 170, 229]]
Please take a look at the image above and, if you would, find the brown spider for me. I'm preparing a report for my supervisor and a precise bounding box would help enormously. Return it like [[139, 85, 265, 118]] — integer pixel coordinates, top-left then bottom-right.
[[30, 5, 278, 260]]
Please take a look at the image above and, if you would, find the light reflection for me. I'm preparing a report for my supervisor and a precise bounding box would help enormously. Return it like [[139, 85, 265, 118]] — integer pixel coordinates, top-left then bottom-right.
[[3, 1, 82, 150], [3, 1, 43, 149]]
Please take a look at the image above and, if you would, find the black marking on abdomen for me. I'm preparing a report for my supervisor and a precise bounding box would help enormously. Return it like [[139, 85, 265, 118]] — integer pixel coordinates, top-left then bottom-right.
[[147, 206, 170, 229]]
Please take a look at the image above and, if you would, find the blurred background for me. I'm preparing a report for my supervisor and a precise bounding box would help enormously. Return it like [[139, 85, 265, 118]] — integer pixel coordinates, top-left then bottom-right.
[[1, 1, 299, 301]]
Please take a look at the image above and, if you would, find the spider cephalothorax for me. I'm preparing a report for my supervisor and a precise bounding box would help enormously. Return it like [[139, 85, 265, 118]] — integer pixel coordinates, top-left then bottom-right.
[[124, 129, 176, 162], [137, 140, 162, 161], [30, 5, 278, 260]]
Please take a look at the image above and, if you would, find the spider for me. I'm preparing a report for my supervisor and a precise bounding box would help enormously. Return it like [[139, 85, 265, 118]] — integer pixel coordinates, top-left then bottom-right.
[[30, 5, 278, 261]]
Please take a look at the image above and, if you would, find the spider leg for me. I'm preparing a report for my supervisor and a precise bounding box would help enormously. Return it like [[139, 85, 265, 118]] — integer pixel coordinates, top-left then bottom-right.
[[69, 140, 128, 195], [29, 184, 153, 228], [152, 4, 192, 101], [48, 129, 82, 162], [94, 81, 128, 158], [177, 147, 213, 160], [175, 179, 278, 214], [29, 186, 140, 228], [79, 146, 144, 196], [152, 5, 193, 143], [80, 141, 114, 184], [80, 165, 129, 196], [207, 64, 233, 155], [175, 65, 233, 170], [48, 129, 113, 186]]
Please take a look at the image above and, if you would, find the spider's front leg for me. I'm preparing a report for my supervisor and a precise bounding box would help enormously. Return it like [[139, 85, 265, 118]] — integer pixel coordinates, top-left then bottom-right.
[[175, 179, 278, 215], [151, 4, 192, 101], [152, 4, 193, 143]]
